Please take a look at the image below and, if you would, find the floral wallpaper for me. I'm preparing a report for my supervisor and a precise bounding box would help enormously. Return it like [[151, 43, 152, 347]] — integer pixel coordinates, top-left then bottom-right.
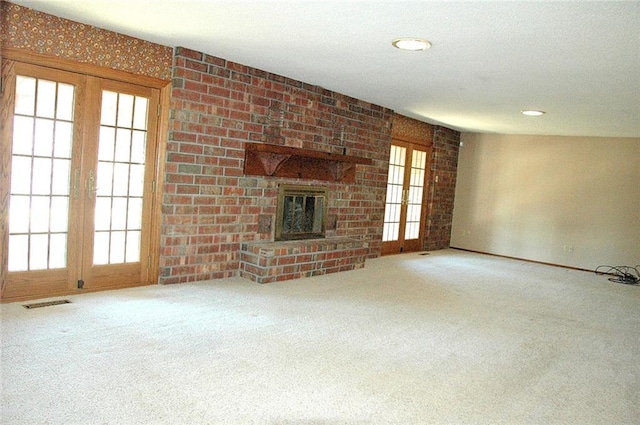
[[392, 114, 434, 145], [1, 1, 172, 80]]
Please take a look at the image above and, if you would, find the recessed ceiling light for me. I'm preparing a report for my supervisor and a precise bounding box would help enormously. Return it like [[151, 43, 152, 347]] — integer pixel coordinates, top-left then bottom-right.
[[392, 37, 431, 51], [521, 110, 546, 116]]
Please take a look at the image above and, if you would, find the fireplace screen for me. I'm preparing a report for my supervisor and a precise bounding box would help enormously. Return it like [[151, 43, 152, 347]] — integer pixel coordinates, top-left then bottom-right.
[[276, 185, 328, 241]]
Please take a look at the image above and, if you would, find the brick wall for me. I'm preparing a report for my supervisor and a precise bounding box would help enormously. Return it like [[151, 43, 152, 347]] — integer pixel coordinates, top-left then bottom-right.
[[160, 47, 393, 284], [425, 126, 460, 250]]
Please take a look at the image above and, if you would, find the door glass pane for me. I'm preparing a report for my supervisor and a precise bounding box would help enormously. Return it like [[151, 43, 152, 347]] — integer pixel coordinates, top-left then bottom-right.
[[8, 235, 29, 272], [29, 234, 49, 270], [101, 91, 118, 126], [30, 196, 50, 233], [93, 90, 148, 265], [8, 75, 74, 271], [111, 198, 128, 230], [50, 197, 69, 232], [115, 128, 131, 162], [31, 157, 52, 195], [49, 234, 67, 269], [12, 116, 34, 155], [9, 196, 30, 234], [10, 156, 31, 194], [36, 80, 56, 119], [126, 231, 141, 262], [383, 145, 406, 242], [109, 231, 126, 263], [54, 121, 73, 157], [404, 149, 427, 240], [93, 232, 110, 265], [133, 98, 148, 130], [94, 198, 112, 231], [99, 127, 116, 161], [14, 76, 36, 115], [34, 118, 54, 156], [52, 159, 71, 195], [56, 83, 75, 120]]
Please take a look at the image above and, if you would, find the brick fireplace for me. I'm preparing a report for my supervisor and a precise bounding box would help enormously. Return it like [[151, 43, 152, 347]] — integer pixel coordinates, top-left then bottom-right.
[[2, 4, 461, 288], [160, 47, 395, 284]]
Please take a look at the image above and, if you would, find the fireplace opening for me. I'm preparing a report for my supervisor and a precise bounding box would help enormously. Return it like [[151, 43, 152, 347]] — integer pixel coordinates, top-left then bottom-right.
[[275, 185, 328, 241]]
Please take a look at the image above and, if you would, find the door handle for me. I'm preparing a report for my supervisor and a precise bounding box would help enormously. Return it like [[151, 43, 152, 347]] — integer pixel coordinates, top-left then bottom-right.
[[402, 189, 409, 206], [87, 169, 98, 199], [73, 169, 80, 199]]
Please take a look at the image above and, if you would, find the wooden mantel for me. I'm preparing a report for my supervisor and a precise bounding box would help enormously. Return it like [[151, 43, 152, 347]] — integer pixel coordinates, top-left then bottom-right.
[[243, 143, 373, 183]]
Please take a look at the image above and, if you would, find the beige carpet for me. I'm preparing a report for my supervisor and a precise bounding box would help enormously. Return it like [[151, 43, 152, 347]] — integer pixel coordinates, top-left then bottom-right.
[[1, 249, 639, 424]]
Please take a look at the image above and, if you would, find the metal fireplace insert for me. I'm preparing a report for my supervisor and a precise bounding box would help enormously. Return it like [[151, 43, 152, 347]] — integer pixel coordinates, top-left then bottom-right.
[[275, 185, 328, 241]]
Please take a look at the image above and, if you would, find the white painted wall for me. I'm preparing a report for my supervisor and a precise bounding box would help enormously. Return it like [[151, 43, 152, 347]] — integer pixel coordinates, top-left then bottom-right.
[[451, 133, 640, 270]]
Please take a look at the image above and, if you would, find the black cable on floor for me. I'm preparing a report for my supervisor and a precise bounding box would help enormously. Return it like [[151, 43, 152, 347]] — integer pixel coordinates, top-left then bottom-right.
[[595, 265, 640, 285]]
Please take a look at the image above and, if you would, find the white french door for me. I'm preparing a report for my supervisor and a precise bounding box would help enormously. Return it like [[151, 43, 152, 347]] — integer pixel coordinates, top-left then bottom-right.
[[382, 140, 430, 255], [1, 61, 160, 301]]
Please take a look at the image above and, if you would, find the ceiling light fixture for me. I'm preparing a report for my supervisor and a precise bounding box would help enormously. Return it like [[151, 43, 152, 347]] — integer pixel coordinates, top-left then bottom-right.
[[521, 109, 546, 116], [392, 37, 431, 51]]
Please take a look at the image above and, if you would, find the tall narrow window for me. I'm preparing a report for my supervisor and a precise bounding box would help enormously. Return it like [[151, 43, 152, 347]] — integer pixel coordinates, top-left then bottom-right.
[[8, 76, 74, 271], [383, 145, 406, 242], [381, 141, 430, 255], [405, 149, 427, 240], [94, 91, 148, 265]]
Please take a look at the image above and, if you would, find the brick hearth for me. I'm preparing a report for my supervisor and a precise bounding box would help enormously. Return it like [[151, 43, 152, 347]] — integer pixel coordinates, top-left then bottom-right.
[[239, 238, 368, 283]]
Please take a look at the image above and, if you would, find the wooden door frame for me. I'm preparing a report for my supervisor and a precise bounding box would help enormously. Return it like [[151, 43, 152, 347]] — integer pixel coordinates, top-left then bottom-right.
[[0, 49, 170, 302], [381, 137, 433, 255]]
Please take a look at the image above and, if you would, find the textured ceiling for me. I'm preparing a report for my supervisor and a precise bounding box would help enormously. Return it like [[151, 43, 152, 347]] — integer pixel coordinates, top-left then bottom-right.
[[11, 1, 640, 137]]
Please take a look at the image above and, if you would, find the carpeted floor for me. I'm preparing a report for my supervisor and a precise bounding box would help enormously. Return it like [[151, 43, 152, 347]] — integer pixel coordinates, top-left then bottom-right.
[[1, 249, 639, 424]]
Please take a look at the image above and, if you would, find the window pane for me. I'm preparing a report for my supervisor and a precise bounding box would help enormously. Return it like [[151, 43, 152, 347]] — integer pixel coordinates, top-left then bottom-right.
[[34, 118, 54, 157], [117, 94, 134, 127], [9, 195, 30, 234], [127, 198, 143, 230], [9, 74, 75, 273], [29, 234, 49, 270], [94, 197, 112, 231], [111, 197, 128, 231], [112, 163, 130, 196], [99, 126, 116, 161], [101, 91, 118, 126], [50, 197, 69, 232], [126, 231, 141, 262], [54, 121, 73, 158], [14, 76, 36, 116], [131, 130, 146, 163], [93, 232, 110, 265], [129, 164, 144, 197], [405, 222, 419, 240], [12, 116, 34, 155], [36, 80, 56, 119], [132, 97, 148, 130], [411, 168, 425, 186], [56, 83, 75, 121], [10, 156, 32, 194], [8, 235, 29, 272], [110, 231, 126, 263], [30, 196, 50, 233], [390, 145, 406, 166], [407, 204, 421, 222], [49, 233, 67, 269], [412, 150, 426, 168], [383, 222, 399, 242], [96, 162, 114, 197], [115, 128, 131, 162], [31, 157, 52, 195], [51, 159, 70, 195]]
